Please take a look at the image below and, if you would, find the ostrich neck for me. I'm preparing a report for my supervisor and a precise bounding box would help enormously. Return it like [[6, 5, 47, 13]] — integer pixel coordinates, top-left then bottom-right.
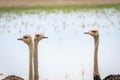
[[34, 40, 39, 80], [34, 41, 38, 56], [94, 36, 100, 76], [28, 43, 33, 80]]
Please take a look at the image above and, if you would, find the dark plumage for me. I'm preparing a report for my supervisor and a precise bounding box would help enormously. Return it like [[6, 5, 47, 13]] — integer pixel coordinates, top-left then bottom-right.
[[2, 75, 24, 80], [94, 74, 101, 80], [103, 74, 120, 80]]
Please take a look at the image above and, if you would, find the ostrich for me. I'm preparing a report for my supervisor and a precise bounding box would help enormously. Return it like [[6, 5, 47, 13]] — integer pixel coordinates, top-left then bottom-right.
[[18, 35, 33, 80], [34, 33, 48, 80], [84, 29, 120, 80], [84, 29, 101, 80]]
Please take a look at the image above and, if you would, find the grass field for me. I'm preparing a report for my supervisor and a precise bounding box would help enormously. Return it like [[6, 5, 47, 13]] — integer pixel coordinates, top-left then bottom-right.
[[0, 0, 120, 12], [0, 3, 120, 13]]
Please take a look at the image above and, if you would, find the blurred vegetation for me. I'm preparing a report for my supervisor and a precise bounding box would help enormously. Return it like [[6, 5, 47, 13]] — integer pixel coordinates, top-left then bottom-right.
[[0, 3, 120, 13], [0, 3, 120, 35]]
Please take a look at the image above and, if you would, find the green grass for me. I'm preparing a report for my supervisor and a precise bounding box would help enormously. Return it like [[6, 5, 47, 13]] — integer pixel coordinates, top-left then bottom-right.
[[0, 3, 120, 13]]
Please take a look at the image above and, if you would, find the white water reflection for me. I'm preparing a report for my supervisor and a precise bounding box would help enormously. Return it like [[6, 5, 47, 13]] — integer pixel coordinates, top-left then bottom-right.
[[0, 8, 120, 80]]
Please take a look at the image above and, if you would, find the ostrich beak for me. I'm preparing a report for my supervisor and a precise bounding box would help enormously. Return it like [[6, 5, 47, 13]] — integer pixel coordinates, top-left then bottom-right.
[[17, 38, 23, 40], [84, 32, 90, 34], [43, 36, 48, 39]]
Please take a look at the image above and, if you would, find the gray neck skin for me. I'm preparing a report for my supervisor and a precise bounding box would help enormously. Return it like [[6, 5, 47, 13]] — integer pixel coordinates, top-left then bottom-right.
[[28, 43, 33, 80], [93, 35, 100, 77], [34, 40, 39, 80]]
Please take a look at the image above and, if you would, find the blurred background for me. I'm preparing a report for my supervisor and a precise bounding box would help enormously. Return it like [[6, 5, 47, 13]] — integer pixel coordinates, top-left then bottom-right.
[[0, 0, 120, 80]]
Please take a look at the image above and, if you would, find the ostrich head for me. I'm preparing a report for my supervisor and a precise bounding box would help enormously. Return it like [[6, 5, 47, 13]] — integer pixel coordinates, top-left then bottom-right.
[[17, 35, 33, 45], [34, 33, 48, 42], [84, 29, 99, 38]]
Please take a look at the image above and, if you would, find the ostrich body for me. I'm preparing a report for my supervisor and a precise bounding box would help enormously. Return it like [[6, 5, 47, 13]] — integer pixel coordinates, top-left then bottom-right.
[[18, 35, 33, 80], [84, 29, 101, 80], [103, 74, 120, 80], [34, 33, 48, 80], [2, 75, 24, 80]]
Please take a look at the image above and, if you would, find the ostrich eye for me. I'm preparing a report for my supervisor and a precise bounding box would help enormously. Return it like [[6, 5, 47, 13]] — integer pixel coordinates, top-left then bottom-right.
[[36, 34, 40, 37], [24, 36, 28, 39], [92, 30, 96, 33]]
